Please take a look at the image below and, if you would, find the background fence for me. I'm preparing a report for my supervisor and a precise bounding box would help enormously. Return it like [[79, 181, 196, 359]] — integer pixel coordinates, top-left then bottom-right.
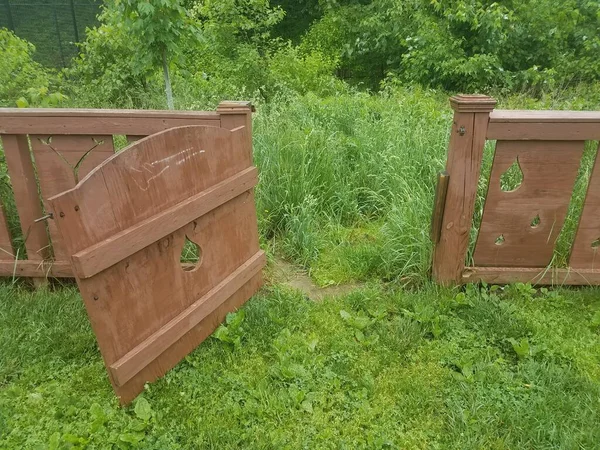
[[0, 0, 102, 67]]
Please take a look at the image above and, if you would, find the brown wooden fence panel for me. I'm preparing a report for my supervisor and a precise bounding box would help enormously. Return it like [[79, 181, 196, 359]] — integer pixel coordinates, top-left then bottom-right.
[[48, 124, 264, 404], [0, 102, 252, 282], [473, 140, 584, 267], [432, 97, 600, 286]]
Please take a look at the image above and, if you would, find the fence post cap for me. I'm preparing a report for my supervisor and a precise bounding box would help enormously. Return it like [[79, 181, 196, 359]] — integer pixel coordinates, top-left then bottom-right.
[[216, 101, 255, 114], [450, 95, 496, 113]]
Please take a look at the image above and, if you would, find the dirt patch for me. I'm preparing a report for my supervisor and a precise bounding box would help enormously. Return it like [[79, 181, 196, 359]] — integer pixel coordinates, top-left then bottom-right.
[[270, 257, 361, 301]]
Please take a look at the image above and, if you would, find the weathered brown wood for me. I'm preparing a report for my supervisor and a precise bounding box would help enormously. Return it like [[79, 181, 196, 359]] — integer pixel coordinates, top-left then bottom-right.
[[126, 135, 144, 143], [0, 204, 14, 260], [430, 171, 449, 244], [49, 124, 263, 404], [488, 110, 600, 140], [570, 142, 600, 268], [490, 110, 600, 122], [432, 95, 496, 285], [30, 135, 115, 260], [117, 271, 263, 405], [110, 250, 265, 387], [0, 109, 220, 135], [2, 135, 50, 277], [70, 166, 258, 279], [0, 260, 72, 277], [217, 101, 253, 149], [487, 122, 600, 141], [463, 266, 600, 286], [473, 140, 584, 267]]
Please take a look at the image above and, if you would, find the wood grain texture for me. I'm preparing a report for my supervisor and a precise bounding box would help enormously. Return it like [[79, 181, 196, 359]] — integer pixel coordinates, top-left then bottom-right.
[[487, 122, 600, 140], [72, 166, 258, 279], [570, 142, 600, 269], [432, 95, 496, 285], [1, 135, 50, 264], [0, 260, 72, 277], [218, 101, 253, 151], [110, 250, 265, 387], [430, 171, 449, 244], [490, 110, 600, 122], [49, 124, 263, 404], [0, 204, 14, 260], [473, 140, 584, 267], [463, 266, 600, 286], [30, 135, 115, 260], [0, 109, 219, 135]]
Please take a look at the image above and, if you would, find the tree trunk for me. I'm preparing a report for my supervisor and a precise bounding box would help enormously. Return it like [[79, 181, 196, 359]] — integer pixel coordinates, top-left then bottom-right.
[[162, 47, 174, 110]]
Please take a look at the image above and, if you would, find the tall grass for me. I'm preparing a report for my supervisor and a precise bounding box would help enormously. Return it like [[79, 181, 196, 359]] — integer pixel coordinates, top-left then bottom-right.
[[253, 88, 450, 284]]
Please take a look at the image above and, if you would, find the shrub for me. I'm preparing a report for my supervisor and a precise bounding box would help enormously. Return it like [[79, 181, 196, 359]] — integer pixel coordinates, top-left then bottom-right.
[[0, 29, 55, 107]]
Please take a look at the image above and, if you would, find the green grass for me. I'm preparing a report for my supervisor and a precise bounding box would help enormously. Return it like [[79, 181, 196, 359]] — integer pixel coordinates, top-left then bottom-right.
[[1, 87, 600, 448], [1, 282, 600, 448]]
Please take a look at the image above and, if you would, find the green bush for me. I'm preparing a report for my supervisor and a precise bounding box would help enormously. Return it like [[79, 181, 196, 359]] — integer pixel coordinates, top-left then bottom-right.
[[63, 4, 164, 108], [299, 0, 600, 92], [0, 29, 55, 107]]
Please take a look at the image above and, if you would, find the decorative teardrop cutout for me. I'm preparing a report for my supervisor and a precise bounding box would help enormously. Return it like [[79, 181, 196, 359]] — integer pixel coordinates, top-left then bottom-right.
[[500, 157, 524, 192], [592, 238, 600, 249], [530, 214, 541, 228], [495, 234, 505, 246], [180, 235, 202, 272]]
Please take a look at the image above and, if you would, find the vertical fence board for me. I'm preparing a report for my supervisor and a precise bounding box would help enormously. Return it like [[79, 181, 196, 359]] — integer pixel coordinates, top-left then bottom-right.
[[2, 135, 50, 270], [0, 203, 15, 260], [570, 142, 600, 269]]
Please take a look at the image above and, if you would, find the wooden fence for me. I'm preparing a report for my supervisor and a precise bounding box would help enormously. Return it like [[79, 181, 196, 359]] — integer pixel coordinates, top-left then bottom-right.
[[0, 101, 252, 285], [432, 95, 600, 286]]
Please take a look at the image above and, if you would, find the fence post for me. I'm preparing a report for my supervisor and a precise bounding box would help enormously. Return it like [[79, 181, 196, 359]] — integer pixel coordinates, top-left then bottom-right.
[[217, 101, 254, 149], [432, 95, 496, 286]]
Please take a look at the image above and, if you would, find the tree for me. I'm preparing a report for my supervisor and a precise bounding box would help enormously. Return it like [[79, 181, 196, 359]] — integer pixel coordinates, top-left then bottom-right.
[[116, 0, 201, 109]]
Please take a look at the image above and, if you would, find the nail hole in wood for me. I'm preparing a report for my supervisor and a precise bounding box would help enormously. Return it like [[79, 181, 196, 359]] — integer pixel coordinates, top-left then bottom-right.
[[181, 235, 202, 272], [530, 214, 540, 228], [500, 157, 523, 192], [495, 234, 505, 246], [59, 212, 65, 218], [74, 205, 80, 211]]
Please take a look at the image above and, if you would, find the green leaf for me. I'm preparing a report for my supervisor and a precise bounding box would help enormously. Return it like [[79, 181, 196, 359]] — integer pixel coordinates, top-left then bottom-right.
[[15, 97, 28, 108], [134, 397, 153, 421], [355, 329, 365, 342], [301, 400, 313, 414], [340, 310, 351, 321], [509, 338, 531, 360], [48, 432, 60, 450], [119, 432, 145, 445]]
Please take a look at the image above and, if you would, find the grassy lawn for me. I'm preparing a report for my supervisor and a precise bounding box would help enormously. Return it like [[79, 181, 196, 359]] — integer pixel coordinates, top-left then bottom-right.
[[1, 280, 599, 449], [1, 89, 600, 448]]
